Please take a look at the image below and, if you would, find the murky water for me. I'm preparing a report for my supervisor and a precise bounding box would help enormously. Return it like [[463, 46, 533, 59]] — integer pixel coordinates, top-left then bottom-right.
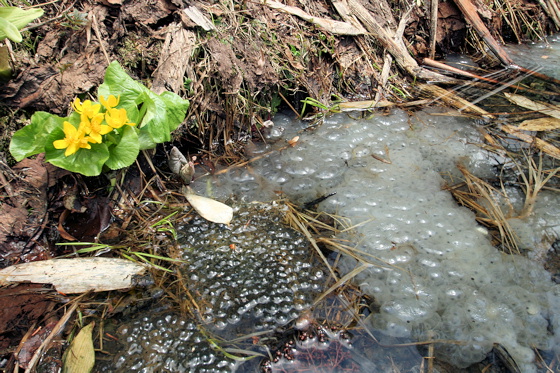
[[96, 35, 560, 372], [187, 107, 559, 373], [97, 105, 560, 372], [505, 34, 560, 79]]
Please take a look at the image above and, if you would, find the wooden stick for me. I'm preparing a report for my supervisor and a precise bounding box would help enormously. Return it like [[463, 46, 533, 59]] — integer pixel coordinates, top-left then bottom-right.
[[452, 0, 514, 66], [429, 0, 438, 59]]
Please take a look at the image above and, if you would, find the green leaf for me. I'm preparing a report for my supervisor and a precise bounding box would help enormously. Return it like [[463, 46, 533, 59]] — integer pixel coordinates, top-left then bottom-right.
[[160, 90, 190, 131], [135, 90, 189, 149], [0, 17, 22, 42], [104, 125, 139, 170], [98, 61, 145, 110], [62, 322, 95, 373], [98, 61, 189, 150], [44, 127, 109, 176], [9, 112, 67, 161], [0, 7, 43, 42]]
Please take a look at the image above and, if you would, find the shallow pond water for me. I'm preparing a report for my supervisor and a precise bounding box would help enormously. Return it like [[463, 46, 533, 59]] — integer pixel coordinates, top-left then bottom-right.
[[95, 104, 560, 373], [187, 107, 560, 373], [505, 34, 560, 80]]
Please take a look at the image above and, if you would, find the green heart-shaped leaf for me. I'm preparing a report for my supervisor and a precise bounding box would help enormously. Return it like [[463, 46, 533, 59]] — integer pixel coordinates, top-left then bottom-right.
[[45, 127, 109, 176], [104, 125, 139, 170], [9, 112, 73, 161]]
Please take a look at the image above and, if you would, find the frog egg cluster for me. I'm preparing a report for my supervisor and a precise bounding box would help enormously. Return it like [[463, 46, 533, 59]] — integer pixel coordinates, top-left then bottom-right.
[[194, 109, 560, 371], [177, 203, 323, 333], [110, 313, 235, 372]]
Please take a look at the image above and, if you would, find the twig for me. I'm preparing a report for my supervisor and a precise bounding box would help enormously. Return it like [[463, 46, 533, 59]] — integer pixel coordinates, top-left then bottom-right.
[[24, 300, 82, 373], [91, 13, 110, 65]]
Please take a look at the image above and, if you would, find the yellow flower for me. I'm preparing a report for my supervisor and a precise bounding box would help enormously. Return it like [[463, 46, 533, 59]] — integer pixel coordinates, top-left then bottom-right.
[[53, 121, 94, 156], [105, 108, 135, 129], [72, 98, 101, 119], [100, 95, 120, 109], [82, 113, 113, 144]]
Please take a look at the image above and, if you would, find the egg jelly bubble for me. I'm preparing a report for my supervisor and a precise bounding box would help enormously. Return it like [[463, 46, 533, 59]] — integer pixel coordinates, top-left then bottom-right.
[[108, 313, 236, 372], [201, 108, 560, 370], [381, 299, 436, 324], [176, 203, 323, 333], [368, 313, 413, 338]]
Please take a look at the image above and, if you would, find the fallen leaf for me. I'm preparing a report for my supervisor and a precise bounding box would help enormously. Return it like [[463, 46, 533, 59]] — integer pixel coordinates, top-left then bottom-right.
[[183, 6, 215, 31], [517, 117, 560, 131], [288, 136, 300, 146], [183, 186, 233, 225], [501, 124, 560, 160], [63, 322, 95, 373], [0, 258, 148, 293], [504, 92, 560, 119]]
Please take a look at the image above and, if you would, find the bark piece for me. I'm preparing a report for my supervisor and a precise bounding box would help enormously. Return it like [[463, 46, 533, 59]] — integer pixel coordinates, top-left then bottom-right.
[[263, 0, 366, 35], [0, 258, 148, 293], [152, 23, 196, 95], [452, 0, 514, 65]]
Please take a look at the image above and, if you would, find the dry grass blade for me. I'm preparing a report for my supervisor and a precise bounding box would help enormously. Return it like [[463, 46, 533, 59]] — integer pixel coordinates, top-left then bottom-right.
[[24, 293, 91, 373], [504, 92, 560, 119], [418, 83, 493, 118], [285, 206, 338, 281], [452, 164, 520, 254], [501, 124, 560, 160], [312, 263, 372, 307], [515, 151, 560, 218]]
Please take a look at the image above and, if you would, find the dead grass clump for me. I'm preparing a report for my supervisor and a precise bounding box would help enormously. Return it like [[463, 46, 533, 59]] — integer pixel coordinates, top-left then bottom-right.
[[447, 136, 560, 255], [449, 163, 521, 254]]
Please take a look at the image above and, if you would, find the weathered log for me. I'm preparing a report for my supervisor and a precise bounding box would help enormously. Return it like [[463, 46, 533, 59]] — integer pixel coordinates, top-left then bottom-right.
[[342, 0, 453, 82]]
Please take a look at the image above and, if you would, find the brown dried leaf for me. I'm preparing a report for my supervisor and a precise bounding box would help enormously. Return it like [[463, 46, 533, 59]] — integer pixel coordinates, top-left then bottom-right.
[[504, 92, 560, 119], [517, 117, 560, 131]]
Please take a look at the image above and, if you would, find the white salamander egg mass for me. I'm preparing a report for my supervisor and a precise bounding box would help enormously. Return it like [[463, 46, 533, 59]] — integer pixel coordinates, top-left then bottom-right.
[[192, 109, 560, 372]]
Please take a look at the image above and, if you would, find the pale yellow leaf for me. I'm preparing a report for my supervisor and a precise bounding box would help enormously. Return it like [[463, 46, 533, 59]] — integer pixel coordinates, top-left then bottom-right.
[[504, 92, 560, 119], [517, 117, 560, 131], [183, 6, 215, 31], [183, 186, 233, 225], [63, 322, 95, 373], [501, 124, 560, 160]]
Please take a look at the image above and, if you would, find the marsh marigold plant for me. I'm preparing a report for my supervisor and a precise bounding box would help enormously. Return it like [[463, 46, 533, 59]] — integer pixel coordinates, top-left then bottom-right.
[[9, 61, 190, 176], [53, 95, 136, 156]]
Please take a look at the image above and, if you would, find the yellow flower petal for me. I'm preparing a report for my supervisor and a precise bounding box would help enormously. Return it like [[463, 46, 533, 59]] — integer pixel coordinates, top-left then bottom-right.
[[105, 108, 135, 129], [100, 95, 120, 109], [53, 121, 93, 156], [73, 98, 101, 119], [88, 132, 102, 144], [65, 143, 79, 156], [53, 139, 69, 149]]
